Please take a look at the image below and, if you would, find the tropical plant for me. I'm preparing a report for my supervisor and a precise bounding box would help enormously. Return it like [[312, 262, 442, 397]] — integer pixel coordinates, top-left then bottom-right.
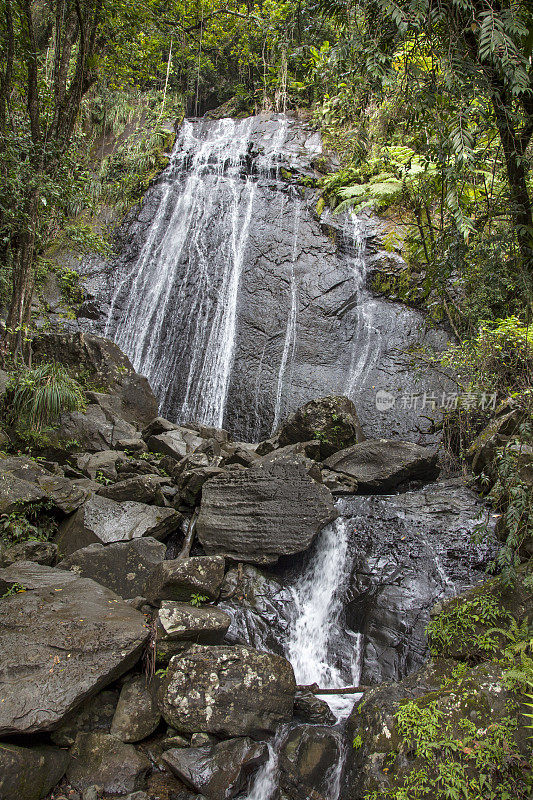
[[7, 362, 85, 430]]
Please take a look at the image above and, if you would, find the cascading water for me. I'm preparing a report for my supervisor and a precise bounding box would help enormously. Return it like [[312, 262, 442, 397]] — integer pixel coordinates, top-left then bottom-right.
[[234, 510, 362, 800]]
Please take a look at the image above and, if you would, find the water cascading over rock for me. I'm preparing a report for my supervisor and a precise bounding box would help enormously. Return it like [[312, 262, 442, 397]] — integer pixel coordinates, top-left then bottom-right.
[[95, 114, 449, 441]]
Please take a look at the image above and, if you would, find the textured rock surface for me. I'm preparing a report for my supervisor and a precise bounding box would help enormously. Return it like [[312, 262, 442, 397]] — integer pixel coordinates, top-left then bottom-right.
[[162, 738, 269, 800], [343, 658, 528, 799], [159, 644, 296, 737], [196, 458, 336, 564], [0, 539, 57, 567], [0, 743, 69, 800], [274, 395, 364, 458], [32, 331, 158, 425], [156, 601, 231, 659], [50, 690, 119, 746], [67, 732, 150, 794], [323, 439, 439, 492], [56, 494, 181, 556], [279, 724, 343, 800], [144, 555, 225, 603], [111, 674, 161, 742], [98, 474, 166, 504], [57, 537, 166, 599], [146, 428, 204, 460], [0, 456, 88, 513], [293, 689, 336, 725], [0, 564, 148, 734], [343, 479, 499, 683]]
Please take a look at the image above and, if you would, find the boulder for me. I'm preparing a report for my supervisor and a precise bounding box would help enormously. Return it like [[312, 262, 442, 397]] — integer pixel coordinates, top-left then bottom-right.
[[98, 474, 166, 504], [159, 644, 296, 737], [293, 689, 336, 725], [0, 471, 45, 513], [344, 658, 529, 799], [50, 689, 119, 746], [467, 403, 526, 476], [323, 439, 439, 492], [0, 564, 148, 735], [162, 738, 269, 800], [0, 456, 88, 513], [50, 405, 137, 452], [271, 395, 364, 458], [196, 457, 336, 564], [56, 495, 182, 557], [155, 601, 231, 661], [74, 449, 126, 480], [0, 743, 69, 800], [142, 417, 178, 438], [279, 725, 343, 799], [57, 537, 167, 599], [0, 539, 57, 567], [175, 465, 226, 506], [32, 331, 158, 425], [144, 555, 225, 604], [146, 428, 204, 460], [111, 675, 161, 742], [67, 732, 150, 795]]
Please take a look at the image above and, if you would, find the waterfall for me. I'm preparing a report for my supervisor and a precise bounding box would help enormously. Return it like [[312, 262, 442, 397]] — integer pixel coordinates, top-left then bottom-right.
[[271, 200, 301, 434], [344, 211, 379, 397], [240, 512, 362, 800], [105, 116, 290, 428]]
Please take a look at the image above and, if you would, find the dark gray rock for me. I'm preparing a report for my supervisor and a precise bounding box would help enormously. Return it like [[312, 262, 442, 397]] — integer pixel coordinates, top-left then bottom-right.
[[0, 539, 57, 567], [98, 474, 166, 504], [155, 601, 231, 661], [323, 439, 439, 492], [142, 416, 179, 438], [0, 564, 148, 735], [293, 689, 336, 725], [57, 537, 167, 599], [74, 449, 126, 480], [56, 495, 182, 557], [279, 725, 343, 800], [67, 732, 150, 795], [146, 428, 204, 460], [111, 675, 161, 742], [342, 479, 499, 684], [162, 738, 269, 800], [175, 465, 226, 506], [273, 395, 364, 458], [144, 555, 225, 604], [343, 658, 529, 799], [50, 405, 137, 452], [0, 456, 88, 513], [0, 560, 79, 593], [32, 331, 158, 426], [159, 644, 296, 737], [196, 458, 336, 564], [51, 690, 119, 746], [0, 743, 70, 800], [0, 471, 45, 512]]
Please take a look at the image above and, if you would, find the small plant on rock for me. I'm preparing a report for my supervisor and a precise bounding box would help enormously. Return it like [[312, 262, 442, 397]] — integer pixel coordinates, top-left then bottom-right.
[[7, 362, 85, 431]]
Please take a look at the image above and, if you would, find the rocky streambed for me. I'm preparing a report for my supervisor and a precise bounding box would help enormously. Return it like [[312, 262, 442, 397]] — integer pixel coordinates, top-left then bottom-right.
[[0, 332, 522, 800]]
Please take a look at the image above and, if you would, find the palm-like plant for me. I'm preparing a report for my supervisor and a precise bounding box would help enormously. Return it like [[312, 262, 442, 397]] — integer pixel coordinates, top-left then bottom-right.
[[9, 362, 85, 431]]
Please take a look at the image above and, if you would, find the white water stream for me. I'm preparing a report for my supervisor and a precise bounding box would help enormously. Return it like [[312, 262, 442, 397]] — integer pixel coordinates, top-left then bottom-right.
[[243, 515, 362, 800]]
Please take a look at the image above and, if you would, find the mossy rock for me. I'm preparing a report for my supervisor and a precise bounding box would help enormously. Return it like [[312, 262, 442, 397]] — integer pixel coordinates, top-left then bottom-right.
[[345, 658, 531, 799], [427, 564, 533, 663]]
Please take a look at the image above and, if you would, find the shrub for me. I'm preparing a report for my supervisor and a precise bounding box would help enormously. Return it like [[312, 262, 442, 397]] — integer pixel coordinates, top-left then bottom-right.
[[7, 362, 85, 431]]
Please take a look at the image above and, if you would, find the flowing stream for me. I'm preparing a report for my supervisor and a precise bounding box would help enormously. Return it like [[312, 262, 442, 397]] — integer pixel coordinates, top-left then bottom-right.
[[238, 512, 362, 800]]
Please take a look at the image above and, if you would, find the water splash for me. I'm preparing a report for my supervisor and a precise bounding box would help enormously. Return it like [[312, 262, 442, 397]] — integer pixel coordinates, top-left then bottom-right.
[[286, 517, 363, 721]]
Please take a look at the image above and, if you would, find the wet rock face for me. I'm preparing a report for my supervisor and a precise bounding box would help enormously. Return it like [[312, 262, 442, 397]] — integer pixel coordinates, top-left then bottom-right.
[[279, 725, 343, 800], [156, 601, 231, 655], [144, 555, 226, 604], [323, 439, 439, 492], [0, 564, 148, 735], [111, 674, 161, 743], [0, 743, 70, 800], [82, 114, 450, 442], [196, 458, 336, 564], [159, 644, 296, 737], [162, 737, 269, 799], [343, 479, 499, 684]]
